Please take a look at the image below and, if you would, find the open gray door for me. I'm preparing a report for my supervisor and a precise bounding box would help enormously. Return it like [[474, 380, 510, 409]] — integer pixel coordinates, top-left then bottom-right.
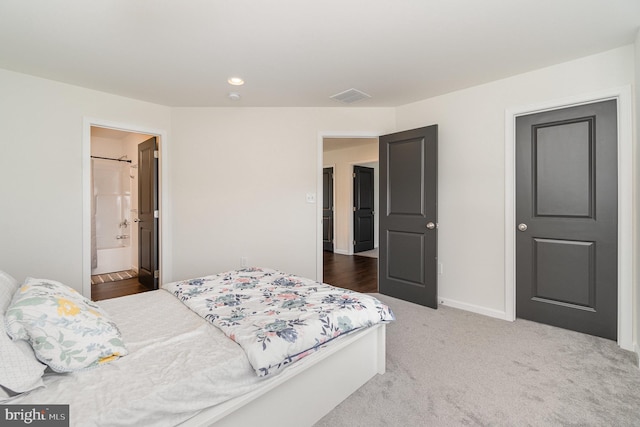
[[516, 100, 617, 340], [379, 125, 438, 308], [353, 165, 375, 253], [138, 137, 159, 289]]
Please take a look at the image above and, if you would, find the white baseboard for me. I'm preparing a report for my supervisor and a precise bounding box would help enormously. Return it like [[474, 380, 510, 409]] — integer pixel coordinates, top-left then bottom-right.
[[635, 344, 640, 369], [334, 249, 349, 255], [439, 297, 510, 321]]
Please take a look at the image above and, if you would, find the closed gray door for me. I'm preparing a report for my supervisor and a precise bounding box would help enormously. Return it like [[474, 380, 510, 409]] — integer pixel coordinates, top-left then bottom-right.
[[138, 137, 159, 289], [322, 167, 334, 252], [379, 125, 438, 308], [516, 100, 617, 340]]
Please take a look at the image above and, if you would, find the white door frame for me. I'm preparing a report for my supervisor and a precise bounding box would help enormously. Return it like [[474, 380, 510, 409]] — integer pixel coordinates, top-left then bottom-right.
[[82, 117, 171, 298], [504, 86, 633, 351], [317, 132, 380, 282]]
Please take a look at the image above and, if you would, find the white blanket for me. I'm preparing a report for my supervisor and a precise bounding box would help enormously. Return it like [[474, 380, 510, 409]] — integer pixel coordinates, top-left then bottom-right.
[[8, 290, 265, 426]]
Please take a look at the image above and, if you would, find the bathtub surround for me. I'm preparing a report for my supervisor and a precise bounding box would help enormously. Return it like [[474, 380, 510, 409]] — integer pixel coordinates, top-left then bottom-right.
[[91, 158, 133, 275]]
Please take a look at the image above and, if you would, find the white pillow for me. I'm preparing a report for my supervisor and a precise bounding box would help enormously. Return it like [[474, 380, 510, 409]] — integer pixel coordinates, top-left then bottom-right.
[[5, 278, 128, 373], [0, 270, 46, 398]]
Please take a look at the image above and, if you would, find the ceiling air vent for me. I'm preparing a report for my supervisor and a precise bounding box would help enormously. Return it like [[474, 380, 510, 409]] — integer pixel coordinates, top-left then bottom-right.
[[330, 88, 371, 104]]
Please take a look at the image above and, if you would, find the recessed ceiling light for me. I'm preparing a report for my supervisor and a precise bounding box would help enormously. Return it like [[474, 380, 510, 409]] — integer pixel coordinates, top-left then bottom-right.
[[228, 77, 244, 86], [228, 92, 241, 101]]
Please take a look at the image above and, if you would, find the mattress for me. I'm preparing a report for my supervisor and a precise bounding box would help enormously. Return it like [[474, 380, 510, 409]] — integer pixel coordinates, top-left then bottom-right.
[[9, 289, 268, 426]]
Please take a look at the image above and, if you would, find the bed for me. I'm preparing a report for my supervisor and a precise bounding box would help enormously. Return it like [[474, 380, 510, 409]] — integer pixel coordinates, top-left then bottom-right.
[[1, 268, 393, 426]]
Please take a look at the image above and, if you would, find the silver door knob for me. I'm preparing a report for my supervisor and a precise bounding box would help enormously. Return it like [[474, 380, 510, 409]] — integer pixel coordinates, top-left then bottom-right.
[[518, 223, 528, 232], [426, 222, 436, 230]]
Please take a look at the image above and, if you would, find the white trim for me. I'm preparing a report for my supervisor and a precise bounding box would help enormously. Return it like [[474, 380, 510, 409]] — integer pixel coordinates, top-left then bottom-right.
[[82, 118, 171, 298], [334, 249, 350, 256], [316, 132, 381, 282], [439, 297, 509, 321], [504, 86, 633, 351]]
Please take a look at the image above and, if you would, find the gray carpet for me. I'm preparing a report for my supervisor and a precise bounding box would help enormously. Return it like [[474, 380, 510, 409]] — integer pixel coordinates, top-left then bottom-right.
[[316, 294, 640, 426]]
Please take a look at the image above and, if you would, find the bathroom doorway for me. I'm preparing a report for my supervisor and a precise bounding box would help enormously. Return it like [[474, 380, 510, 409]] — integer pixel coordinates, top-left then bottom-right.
[[89, 126, 156, 300]]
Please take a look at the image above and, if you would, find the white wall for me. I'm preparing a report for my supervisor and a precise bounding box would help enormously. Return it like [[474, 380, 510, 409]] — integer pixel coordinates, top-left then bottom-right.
[[395, 45, 636, 319], [169, 108, 395, 281], [323, 141, 379, 254], [0, 69, 171, 292]]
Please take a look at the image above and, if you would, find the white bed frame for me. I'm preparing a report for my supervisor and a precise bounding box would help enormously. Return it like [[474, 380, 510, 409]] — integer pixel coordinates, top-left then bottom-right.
[[182, 323, 387, 427]]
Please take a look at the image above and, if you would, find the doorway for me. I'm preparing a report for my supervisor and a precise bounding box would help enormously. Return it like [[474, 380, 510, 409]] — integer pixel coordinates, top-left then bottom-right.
[[320, 136, 379, 291], [515, 100, 617, 340], [505, 87, 634, 350], [89, 127, 156, 300], [82, 119, 167, 301]]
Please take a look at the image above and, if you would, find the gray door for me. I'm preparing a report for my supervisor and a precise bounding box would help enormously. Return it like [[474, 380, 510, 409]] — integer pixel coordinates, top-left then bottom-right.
[[353, 165, 375, 253], [516, 100, 617, 340], [322, 167, 334, 252], [138, 137, 159, 289], [379, 125, 438, 308]]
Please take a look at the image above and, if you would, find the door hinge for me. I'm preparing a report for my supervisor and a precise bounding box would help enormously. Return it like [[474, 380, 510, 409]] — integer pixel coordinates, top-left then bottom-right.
[[154, 210, 159, 218], [353, 172, 356, 178], [353, 206, 356, 212], [154, 270, 160, 279], [153, 150, 159, 159], [353, 240, 356, 246]]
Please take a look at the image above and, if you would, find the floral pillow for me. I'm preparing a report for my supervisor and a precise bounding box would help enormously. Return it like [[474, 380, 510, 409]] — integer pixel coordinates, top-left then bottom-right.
[[0, 270, 46, 397], [5, 278, 128, 373]]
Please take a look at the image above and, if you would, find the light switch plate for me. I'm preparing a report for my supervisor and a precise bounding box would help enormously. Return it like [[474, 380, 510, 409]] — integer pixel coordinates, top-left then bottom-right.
[[306, 193, 316, 203]]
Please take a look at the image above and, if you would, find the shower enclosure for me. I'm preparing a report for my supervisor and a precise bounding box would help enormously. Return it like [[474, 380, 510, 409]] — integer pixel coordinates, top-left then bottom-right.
[[91, 158, 133, 275]]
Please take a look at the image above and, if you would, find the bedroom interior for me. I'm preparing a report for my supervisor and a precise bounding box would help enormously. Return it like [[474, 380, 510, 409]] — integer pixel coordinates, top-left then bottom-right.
[[1, 0, 640, 425]]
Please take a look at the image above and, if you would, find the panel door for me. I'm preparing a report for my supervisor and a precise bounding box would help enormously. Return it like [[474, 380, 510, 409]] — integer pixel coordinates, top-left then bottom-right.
[[379, 125, 438, 308], [353, 165, 375, 253], [323, 167, 334, 252], [516, 100, 617, 340], [138, 137, 159, 289]]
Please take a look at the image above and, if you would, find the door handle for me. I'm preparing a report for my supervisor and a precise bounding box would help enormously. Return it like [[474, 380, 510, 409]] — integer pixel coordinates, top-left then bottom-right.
[[518, 223, 528, 232], [426, 222, 436, 230], [134, 218, 142, 223]]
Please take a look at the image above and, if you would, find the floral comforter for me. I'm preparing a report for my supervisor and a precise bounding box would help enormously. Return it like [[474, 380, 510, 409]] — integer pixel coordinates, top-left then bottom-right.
[[163, 268, 395, 377]]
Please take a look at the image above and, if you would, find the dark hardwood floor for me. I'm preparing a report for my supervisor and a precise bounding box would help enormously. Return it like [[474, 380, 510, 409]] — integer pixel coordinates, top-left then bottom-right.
[[323, 251, 377, 293], [92, 252, 377, 301], [92, 277, 153, 301]]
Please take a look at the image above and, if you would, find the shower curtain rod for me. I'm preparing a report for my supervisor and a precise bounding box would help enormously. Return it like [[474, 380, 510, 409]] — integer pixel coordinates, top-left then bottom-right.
[[90, 155, 132, 163]]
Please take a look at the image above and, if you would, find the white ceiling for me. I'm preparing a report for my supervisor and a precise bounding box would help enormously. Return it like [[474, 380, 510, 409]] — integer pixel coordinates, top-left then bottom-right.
[[1, 0, 638, 108]]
